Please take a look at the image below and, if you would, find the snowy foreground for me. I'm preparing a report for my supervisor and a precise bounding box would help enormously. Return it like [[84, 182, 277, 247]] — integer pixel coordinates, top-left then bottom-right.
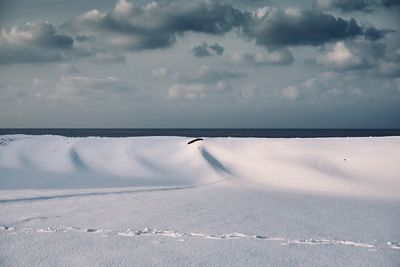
[[0, 135, 399, 266]]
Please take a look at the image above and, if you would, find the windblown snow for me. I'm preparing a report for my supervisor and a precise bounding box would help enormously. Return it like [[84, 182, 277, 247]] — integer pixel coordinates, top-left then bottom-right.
[[0, 135, 399, 266]]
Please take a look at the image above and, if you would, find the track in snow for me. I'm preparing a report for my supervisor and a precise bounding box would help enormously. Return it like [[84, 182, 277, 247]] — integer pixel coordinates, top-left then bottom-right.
[[1, 225, 399, 252]]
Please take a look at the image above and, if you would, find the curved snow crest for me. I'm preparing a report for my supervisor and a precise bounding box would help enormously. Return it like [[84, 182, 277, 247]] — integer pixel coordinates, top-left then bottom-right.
[[0, 135, 228, 189], [0, 135, 400, 199]]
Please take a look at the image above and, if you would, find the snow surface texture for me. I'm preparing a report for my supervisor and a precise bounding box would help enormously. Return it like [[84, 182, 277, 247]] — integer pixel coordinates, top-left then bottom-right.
[[0, 135, 399, 266]]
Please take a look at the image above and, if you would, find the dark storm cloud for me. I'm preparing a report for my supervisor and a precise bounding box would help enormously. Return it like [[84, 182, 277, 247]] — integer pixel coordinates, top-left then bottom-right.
[[209, 43, 224, 55], [314, 0, 376, 13], [314, 0, 400, 12], [244, 9, 367, 50], [32, 23, 73, 48], [192, 43, 211, 57], [1, 21, 73, 49], [67, 1, 384, 52], [75, 35, 93, 42], [66, 1, 248, 51], [364, 27, 391, 41], [0, 21, 80, 64], [380, 47, 400, 77], [191, 42, 224, 57], [0, 0, 388, 65], [158, 3, 247, 34], [381, 0, 400, 7]]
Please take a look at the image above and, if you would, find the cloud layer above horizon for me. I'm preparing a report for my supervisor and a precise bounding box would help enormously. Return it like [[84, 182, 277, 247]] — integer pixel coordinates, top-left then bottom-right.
[[0, 0, 399, 127]]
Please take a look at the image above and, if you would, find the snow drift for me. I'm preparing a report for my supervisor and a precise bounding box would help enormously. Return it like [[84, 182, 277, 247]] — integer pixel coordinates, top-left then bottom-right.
[[0, 135, 399, 199], [1, 135, 400, 266]]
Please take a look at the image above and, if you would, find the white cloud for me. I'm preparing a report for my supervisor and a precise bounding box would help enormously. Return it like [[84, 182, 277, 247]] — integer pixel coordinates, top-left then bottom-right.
[[317, 41, 399, 77], [284, 7, 302, 17], [167, 83, 209, 100], [79, 9, 107, 21], [0, 25, 33, 45], [151, 67, 180, 80], [152, 65, 243, 85], [167, 79, 233, 100], [93, 52, 126, 63], [318, 42, 365, 71], [113, 0, 134, 17], [281, 85, 300, 100], [319, 71, 338, 81], [21, 74, 132, 103], [152, 67, 170, 78], [303, 78, 318, 89], [32, 78, 48, 88], [231, 49, 294, 66], [253, 6, 276, 19], [57, 64, 81, 75], [143, 1, 158, 11], [56, 75, 129, 96], [180, 65, 245, 84], [278, 69, 376, 102]]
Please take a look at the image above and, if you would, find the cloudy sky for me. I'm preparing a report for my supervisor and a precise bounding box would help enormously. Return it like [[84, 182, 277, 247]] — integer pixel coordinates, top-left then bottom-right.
[[0, 0, 399, 128]]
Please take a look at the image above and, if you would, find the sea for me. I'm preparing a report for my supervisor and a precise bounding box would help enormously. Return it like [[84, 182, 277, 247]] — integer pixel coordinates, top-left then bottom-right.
[[0, 129, 399, 138]]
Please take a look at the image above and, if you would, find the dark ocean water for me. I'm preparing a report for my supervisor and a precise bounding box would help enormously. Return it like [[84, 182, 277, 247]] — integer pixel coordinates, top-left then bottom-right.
[[0, 129, 399, 138]]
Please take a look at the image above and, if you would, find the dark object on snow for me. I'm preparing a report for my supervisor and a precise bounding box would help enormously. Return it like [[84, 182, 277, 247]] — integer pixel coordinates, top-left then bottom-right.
[[187, 138, 204, 145]]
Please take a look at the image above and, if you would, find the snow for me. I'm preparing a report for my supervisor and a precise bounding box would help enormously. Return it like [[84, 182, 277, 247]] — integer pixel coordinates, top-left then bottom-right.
[[0, 135, 399, 266]]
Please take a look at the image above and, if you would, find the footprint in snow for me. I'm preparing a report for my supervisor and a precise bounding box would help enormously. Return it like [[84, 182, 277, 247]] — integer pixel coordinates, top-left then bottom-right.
[[2, 225, 399, 252]]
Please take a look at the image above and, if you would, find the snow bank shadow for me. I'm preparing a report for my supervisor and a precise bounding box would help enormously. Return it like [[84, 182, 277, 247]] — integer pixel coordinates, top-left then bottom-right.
[[129, 150, 165, 174], [0, 186, 188, 204], [0, 137, 15, 146], [201, 148, 231, 175], [296, 157, 355, 181], [70, 148, 88, 171]]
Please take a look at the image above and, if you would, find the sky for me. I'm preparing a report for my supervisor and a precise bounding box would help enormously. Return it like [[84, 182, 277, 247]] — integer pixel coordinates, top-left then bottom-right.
[[0, 0, 399, 128]]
